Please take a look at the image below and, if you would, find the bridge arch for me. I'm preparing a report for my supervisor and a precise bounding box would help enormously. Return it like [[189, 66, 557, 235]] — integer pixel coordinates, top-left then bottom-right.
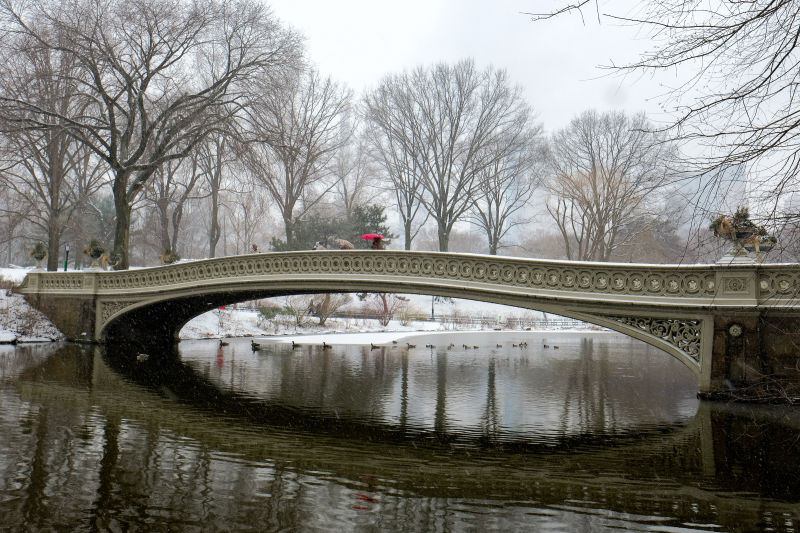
[[97, 266, 710, 383]]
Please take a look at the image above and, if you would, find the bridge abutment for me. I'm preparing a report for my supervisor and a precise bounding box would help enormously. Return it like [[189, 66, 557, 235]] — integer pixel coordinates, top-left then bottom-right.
[[705, 312, 800, 401], [22, 272, 98, 342]]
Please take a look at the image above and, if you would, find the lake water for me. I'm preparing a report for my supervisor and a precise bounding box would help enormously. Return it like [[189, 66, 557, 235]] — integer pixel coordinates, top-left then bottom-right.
[[2, 332, 800, 531]]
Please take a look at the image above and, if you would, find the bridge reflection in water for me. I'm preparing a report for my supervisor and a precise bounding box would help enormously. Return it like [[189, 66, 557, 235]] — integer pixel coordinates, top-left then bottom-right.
[[3, 337, 800, 531]]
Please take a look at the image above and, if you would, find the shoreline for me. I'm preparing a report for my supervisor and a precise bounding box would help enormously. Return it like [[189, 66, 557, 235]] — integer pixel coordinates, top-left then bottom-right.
[[251, 328, 613, 346]]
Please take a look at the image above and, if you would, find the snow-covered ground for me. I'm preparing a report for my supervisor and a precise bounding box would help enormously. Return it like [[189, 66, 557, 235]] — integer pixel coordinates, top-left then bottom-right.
[[0, 267, 65, 343], [0, 266, 598, 344]]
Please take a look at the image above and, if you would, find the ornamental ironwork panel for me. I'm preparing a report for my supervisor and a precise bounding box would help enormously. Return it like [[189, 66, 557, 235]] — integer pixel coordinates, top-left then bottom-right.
[[602, 315, 702, 361]]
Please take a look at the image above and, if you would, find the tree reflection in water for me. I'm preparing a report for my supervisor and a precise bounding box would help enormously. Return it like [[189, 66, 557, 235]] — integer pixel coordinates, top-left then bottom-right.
[[1, 338, 799, 531]]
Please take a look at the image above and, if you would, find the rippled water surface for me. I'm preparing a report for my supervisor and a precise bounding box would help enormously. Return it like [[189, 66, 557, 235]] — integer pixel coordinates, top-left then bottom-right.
[[2, 332, 800, 532]]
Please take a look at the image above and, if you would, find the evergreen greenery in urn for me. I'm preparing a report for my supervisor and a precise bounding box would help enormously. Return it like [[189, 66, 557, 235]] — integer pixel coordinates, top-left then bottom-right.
[[29, 242, 47, 268], [160, 248, 180, 265], [83, 239, 105, 268], [83, 239, 105, 259], [709, 206, 777, 255]]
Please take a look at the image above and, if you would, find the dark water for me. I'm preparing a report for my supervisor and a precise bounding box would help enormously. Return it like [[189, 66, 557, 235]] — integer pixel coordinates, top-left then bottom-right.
[[2, 333, 800, 532]]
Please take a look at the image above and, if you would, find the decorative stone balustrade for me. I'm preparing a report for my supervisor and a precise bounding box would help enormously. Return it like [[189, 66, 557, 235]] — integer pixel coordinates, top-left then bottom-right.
[[20, 251, 799, 303]]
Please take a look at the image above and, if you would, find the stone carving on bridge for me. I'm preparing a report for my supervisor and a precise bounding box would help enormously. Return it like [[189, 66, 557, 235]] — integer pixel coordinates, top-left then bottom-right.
[[759, 271, 799, 300], [722, 277, 749, 293], [602, 315, 702, 362], [24, 273, 86, 290], [84, 252, 724, 301], [101, 300, 141, 324]]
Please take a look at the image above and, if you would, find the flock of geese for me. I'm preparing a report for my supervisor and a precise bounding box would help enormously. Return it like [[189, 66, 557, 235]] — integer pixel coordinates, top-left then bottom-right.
[[246, 338, 557, 352], [138, 338, 558, 361]]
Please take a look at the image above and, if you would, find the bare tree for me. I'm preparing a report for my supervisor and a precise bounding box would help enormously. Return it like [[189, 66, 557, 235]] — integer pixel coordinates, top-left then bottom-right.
[[142, 156, 204, 259], [361, 293, 408, 327], [330, 121, 375, 218], [0, 187, 32, 266], [363, 88, 429, 250], [528, 1, 800, 231], [364, 59, 534, 251], [308, 293, 350, 326], [239, 68, 351, 249], [546, 110, 674, 261], [225, 183, 271, 255], [0, 135, 108, 269], [195, 133, 238, 258], [0, 0, 301, 268], [470, 126, 545, 255], [281, 295, 314, 328], [0, 18, 109, 270]]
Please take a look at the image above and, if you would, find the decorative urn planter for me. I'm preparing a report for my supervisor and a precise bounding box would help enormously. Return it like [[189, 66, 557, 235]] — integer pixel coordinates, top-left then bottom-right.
[[710, 206, 777, 261], [29, 242, 47, 270], [160, 249, 180, 265], [83, 240, 105, 269]]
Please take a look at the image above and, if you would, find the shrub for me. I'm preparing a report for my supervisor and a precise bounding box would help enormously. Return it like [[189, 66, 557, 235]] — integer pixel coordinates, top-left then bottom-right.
[[258, 306, 282, 320]]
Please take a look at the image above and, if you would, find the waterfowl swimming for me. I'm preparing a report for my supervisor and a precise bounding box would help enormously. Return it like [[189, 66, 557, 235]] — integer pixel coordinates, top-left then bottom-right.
[[496, 344, 503, 347], [251, 340, 261, 351], [136, 353, 149, 362], [219, 339, 229, 346], [291, 340, 300, 348], [406, 343, 416, 348], [322, 342, 332, 349], [371, 343, 380, 350]]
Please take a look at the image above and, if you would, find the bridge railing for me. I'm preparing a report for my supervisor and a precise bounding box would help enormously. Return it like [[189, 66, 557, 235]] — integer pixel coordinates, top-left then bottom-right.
[[18, 250, 800, 309]]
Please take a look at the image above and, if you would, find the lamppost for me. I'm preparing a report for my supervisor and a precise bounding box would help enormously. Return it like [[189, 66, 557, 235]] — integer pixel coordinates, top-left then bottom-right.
[[63, 244, 69, 272], [431, 295, 435, 320]]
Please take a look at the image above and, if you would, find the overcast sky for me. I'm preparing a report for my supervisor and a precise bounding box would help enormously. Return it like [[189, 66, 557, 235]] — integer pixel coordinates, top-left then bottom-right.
[[267, 0, 672, 133]]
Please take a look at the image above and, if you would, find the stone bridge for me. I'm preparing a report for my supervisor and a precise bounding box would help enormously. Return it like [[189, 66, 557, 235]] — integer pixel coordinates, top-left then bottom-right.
[[17, 250, 800, 396]]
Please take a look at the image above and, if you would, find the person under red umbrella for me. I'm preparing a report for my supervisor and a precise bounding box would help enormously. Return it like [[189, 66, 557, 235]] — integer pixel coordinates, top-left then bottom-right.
[[361, 233, 385, 250]]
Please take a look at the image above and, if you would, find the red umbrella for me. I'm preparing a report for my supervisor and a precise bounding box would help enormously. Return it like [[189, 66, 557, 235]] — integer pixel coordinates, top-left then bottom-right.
[[360, 233, 384, 240]]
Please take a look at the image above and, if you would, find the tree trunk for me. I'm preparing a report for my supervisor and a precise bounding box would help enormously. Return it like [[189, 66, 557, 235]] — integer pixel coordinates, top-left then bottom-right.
[[46, 222, 61, 271], [209, 187, 220, 258], [157, 198, 171, 255], [437, 222, 449, 252], [404, 219, 413, 250], [379, 293, 391, 326], [112, 178, 132, 270], [284, 215, 296, 249], [170, 204, 184, 253]]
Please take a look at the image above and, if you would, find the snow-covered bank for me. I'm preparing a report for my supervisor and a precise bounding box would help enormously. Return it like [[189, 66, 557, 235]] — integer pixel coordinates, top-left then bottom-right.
[[0, 266, 66, 343], [180, 307, 452, 343], [180, 305, 602, 345], [251, 329, 615, 347]]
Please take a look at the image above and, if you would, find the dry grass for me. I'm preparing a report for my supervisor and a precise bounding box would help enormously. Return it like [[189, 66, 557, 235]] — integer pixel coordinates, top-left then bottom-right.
[[0, 277, 18, 294]]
